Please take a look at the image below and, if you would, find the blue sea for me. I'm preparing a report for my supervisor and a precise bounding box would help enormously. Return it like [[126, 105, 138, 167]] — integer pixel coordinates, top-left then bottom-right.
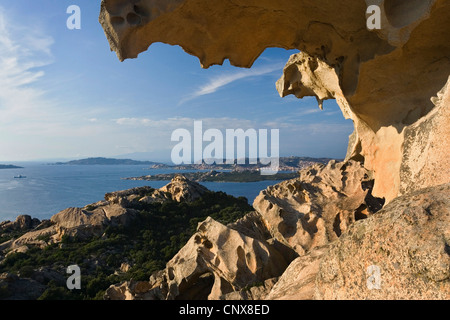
[[0, 163, 280, 222]]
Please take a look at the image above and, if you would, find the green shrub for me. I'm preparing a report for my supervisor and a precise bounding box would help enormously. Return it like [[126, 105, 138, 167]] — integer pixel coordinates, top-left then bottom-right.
[[19, 265, 35, 278], [36, 233, 51, 243]]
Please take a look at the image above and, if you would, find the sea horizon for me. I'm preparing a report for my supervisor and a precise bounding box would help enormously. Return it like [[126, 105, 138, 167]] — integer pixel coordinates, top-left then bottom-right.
[[0, 163, 283, 223]]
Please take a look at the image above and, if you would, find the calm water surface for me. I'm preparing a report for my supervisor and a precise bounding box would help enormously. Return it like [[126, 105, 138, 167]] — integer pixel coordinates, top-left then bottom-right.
[[0, 163, 280, 222]]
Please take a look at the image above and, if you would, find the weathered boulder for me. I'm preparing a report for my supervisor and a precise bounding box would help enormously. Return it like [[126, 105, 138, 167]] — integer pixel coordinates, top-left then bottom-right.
[[105, 186, 157, 206], [50, 205, 137, 241], [104, 279, 154, 300], [159, 174, 208, 202], [105, 215, 290, 300], [315, 183, 450, 300], [265, 246, 328, 300], [253, 160, 383, 256], [1, 226, 56, 254], [0, 215, 40, 232], [51, 207, 108, 230]]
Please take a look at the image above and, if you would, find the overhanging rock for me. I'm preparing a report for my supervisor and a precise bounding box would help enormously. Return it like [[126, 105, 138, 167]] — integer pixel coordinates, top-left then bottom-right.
[[99, 0, 450, 202]]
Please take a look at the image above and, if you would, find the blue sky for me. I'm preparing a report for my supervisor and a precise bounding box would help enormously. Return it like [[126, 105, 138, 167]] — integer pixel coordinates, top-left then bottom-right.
[[0, 1, 353, 162]]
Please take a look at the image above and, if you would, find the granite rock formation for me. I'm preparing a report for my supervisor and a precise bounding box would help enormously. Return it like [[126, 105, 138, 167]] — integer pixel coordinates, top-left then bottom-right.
[[315, 183, 450, 300], [253, 160, 383, 256], [265, 246, 328, 300], [94, 0, 450, 300], [265, 183, 449, 300], [104, 161, 382, 300], [159, 174, 208, 202], [99, 0, 450, 203], [106, 214, 289, 300], [277, 55, 450, 203], [0, 215, 40, 233]]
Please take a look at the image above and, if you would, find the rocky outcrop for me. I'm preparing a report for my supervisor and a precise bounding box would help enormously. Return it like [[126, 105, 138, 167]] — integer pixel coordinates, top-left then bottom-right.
[[264, 183, 450, 300], [0, 176, 208, 254], [253, 160, 383, 256], [50, 205, 138, 241], [314, 183, 450, 300], [159, 174, 208, 202], [105, 160, 382, 300], [107, 175, 208, 203], [0, 215, 40, 233], [105, 214, 290, 300], [99, 0, 450, 203], [277, 55, 450, 203]]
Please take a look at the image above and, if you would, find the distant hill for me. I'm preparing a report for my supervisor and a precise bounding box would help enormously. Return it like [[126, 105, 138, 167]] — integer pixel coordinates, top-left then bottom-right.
[[50, 156, 337, 169], [0, 164, 23, 169], [51, 157, 161, 166]]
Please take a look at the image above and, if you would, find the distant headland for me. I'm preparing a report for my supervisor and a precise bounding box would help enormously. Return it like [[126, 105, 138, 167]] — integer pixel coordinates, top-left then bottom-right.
[[50, 157, 161, 166], [0, 164, 23, 169]]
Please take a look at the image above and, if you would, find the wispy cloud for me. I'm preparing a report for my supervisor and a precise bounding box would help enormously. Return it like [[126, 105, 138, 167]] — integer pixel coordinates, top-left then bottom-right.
[[179, 63, 284, 105], [114, 116, 257, 130], [0, 7, 54, 123]]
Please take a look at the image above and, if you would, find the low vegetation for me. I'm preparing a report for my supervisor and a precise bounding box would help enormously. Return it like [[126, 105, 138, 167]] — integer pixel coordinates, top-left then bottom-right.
[[0, 191, 253, 300]]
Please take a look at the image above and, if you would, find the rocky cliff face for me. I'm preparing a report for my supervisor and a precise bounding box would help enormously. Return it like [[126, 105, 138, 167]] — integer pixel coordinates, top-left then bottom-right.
[[99, 0, 450, 204]]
